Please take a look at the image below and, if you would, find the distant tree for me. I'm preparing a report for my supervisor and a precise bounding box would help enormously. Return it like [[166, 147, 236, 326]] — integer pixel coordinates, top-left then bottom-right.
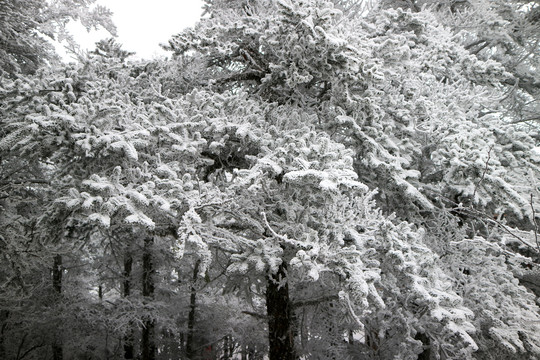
[[92, 38, 134, 62], [0, 0, 115, 75]]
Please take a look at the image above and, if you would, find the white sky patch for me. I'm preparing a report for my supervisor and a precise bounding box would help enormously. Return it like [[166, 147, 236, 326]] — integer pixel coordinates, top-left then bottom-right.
[[56, 0, 204, 61]]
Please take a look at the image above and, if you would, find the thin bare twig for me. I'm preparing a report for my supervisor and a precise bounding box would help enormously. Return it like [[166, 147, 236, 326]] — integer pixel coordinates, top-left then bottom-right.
[[472, 144, 494, 201], [530, 194, 540, 254]]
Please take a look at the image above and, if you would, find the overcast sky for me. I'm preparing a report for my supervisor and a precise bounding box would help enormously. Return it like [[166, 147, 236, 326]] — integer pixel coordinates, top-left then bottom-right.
[[58, 0, 204, 61]]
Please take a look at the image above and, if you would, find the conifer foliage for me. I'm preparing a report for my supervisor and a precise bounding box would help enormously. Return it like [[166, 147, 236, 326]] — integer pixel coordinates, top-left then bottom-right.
[[1, 0, 539, 359]]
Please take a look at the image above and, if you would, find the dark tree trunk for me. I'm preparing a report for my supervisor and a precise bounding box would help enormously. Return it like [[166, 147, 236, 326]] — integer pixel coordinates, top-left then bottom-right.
[[186, 260, 200, 360], [124, 255, 133, 298], [52, 255, 62, 294], [141, 237, 156, 360], [266, 261, 296, 360], [52, 343, 63, 360], [123, 254, 134, 359], [179, 332, 185, 357], [177, 267, 186, 358], [52, 255, 63, 360], [415, 332, 431, 360], [0, 310, 9, 359]]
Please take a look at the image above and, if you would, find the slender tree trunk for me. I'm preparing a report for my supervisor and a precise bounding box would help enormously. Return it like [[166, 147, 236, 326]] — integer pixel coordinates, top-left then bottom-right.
[[266, 261, 296, 360], [179, 332, 185, 357], [0, 310, 9, 359], [141, 237, 156, 360], [123, 254, 134, 359], [186, 260, 200, 360], [52, 255, 63, 360], [52, 255, 62, 293]]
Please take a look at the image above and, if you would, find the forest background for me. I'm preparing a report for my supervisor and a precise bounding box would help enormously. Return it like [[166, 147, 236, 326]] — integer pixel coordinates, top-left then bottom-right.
[[1, 0, 540, 359]]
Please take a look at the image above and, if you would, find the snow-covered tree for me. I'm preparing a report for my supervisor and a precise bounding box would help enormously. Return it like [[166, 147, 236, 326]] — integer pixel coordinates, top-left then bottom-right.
[[2, 0, 539, 359], [166, 0, 540, 358], [0, 0, 116, 75]]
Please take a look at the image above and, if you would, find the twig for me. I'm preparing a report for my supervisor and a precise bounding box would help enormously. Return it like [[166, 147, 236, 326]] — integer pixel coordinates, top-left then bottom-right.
[[16, 333, 27, 360], [530, 194, 540, 254], [472, 144, 493, 201], [461, 206, 537, 253], [18, 340, 46, 360], [261, 211, 286, 241]]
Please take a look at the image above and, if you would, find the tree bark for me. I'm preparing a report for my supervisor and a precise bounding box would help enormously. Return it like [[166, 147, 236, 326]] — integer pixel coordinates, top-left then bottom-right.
[[52, 255, 63, 360], [266, 261, 296, 360], [186, 260, 200, 360], [123, 254, 134, 359], [141, 237, 156, 360]]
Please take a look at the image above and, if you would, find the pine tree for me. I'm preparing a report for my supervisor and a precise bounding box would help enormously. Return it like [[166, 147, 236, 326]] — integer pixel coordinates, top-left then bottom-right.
[[1, 1, 539, 359]]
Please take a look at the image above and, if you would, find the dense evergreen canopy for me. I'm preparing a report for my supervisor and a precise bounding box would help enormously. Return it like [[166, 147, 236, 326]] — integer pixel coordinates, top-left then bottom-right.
[[1, 0, 539, 359]]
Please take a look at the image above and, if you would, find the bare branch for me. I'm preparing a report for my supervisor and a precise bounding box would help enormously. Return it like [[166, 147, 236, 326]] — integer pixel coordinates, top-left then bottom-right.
[[472, 144, 493, 201], [242, 310, 267, 320], [530, 194, 540, 255]]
